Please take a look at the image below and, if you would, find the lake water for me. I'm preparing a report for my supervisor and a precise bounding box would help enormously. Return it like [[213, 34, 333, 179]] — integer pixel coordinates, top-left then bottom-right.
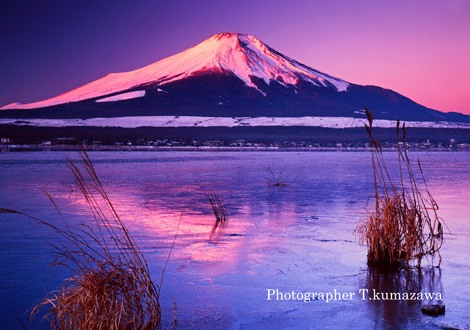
[[0, 151, 469, 329]]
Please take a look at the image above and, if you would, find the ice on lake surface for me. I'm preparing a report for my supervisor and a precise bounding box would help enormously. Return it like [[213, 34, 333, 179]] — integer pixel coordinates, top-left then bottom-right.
[[0, 151, 469, 329]]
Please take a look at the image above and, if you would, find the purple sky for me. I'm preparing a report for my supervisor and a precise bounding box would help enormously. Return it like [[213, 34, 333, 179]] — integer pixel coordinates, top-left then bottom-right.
[[1, 0, 469, 114]]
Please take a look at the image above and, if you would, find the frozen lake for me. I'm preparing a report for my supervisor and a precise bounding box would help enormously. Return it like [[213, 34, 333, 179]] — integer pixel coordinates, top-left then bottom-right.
[[0, 151, 469, 329]]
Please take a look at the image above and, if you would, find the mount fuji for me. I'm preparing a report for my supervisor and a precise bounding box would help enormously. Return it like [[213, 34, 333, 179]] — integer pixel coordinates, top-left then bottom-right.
[[1, 32, 469, 126]]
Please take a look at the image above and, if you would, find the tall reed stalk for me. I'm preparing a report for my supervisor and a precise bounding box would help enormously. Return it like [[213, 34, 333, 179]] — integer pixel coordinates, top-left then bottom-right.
[[2, 150, 163, 329], [355, 109, 446, 269], [198, 188, 229, 239]]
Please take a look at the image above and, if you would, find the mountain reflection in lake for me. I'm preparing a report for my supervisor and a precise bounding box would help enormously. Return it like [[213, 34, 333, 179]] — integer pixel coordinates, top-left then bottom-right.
[[0, 151, 469, 329]]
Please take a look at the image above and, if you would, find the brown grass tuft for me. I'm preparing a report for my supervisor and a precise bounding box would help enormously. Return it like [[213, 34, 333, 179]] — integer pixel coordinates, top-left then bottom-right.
[[355, 109, 447, 269], [18, 149, 164, 329]]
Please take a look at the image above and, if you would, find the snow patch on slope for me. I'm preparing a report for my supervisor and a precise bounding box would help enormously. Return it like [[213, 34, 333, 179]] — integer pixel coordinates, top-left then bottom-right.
[[95, 90, 146, 103], [237, 34, 349, 92]]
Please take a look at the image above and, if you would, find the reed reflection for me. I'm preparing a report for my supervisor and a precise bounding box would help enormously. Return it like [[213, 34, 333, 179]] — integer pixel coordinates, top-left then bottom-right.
[[362, 266, 444, 328]]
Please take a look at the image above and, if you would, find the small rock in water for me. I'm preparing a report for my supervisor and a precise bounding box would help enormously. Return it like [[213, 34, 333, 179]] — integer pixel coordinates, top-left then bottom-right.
[[421, 304, 445, 316], [432, 320, 464, 330]]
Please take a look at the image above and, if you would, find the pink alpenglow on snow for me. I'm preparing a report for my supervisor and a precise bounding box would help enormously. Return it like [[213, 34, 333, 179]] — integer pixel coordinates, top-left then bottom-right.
[[0, 33, 348, 110]]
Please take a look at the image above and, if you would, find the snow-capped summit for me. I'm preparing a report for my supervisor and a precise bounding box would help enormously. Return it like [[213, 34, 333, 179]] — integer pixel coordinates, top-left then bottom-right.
[[2, 32, 348, 110], [174, 32, 350, 93]]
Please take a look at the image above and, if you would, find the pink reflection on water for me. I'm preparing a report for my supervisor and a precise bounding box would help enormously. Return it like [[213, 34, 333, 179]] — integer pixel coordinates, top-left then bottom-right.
[[42, 181, 301, 277], [52, 182, 312, 288]]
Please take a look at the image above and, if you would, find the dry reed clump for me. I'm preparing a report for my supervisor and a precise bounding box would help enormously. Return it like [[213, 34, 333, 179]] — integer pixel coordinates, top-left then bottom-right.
[[203, 191, 229, 239], [38, 262, 157, 330], [2, 150, 163, 329], [265, 166, 287, 187], [355, 109, 447, 269]]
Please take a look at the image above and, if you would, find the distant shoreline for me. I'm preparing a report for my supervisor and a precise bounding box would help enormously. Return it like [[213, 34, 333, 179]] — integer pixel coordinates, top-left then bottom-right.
[[1, 144, 468, 152]]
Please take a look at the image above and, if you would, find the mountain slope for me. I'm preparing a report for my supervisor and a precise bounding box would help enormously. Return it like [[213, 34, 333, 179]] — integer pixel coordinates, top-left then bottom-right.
[[1, 32, 469, 123], [2, 33, 347, 109]]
